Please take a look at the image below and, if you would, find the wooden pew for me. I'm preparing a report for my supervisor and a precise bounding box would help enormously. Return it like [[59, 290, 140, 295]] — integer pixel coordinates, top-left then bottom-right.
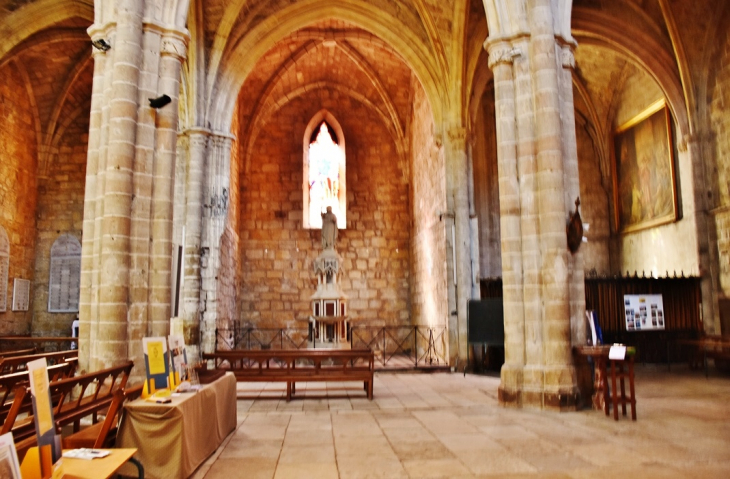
[[0, 348, 36, 358], [63, 384, 144, 449], [0, 350, 78, 375], [2, 361, 133, 459], [203, 349, 374, 400], [0, 359, 77, 424]]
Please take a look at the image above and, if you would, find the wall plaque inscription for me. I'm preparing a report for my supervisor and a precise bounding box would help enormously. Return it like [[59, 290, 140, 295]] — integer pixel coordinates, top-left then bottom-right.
[[12, 278, 30, 312], [48, 234, 81, 313]]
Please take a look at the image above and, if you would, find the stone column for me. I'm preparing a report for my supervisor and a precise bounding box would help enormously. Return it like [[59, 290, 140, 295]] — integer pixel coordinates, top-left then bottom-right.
[[148, 28, 189, 337], [528, 0, 577, 408], [88, 25, 117, 370], [78, 41, 107, 370], [94, 1, 145, 369], [487, 40, 525, 404], [181, 128, 209, 351], [685, 134, 719, 334], [559, 44, 587, 346], [195, 132, 234, 361], [447, 126, 472, 369]]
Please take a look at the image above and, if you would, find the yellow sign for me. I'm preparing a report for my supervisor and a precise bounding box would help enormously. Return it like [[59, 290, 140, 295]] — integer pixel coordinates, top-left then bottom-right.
[[31, 367, 53, 435], [146, 341, 167, 375]]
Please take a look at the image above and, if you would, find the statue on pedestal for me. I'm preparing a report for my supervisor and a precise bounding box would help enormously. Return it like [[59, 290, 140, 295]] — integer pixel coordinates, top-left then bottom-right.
[[321, 206, 338, 250]]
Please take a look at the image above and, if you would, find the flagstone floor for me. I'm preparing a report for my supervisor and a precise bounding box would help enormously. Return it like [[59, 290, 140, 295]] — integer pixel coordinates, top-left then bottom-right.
[[191, 364, 730, 479]]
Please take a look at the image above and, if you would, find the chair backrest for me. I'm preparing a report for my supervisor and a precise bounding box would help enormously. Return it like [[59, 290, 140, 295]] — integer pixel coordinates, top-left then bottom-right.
[[92, 384, 144, 448]]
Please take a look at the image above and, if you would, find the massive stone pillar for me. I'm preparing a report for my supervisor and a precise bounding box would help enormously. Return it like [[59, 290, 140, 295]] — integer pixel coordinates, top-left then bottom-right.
[[446, 126, 472, 369], [148, 28, 188, 337], [180, 129, 209, 353], [195, 133, 234, 360], [95, 2, 145, 369], [485, 0, 580, 409], [558, 45, 587, 346], [78, 44, 108, 371], [528, 0, 578, 408], [80, 0, 190, 373], [488, 40, 526, 404]]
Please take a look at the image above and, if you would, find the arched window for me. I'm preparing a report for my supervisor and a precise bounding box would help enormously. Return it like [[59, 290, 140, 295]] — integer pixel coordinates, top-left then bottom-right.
[[303, 111, 346, 229], [0, 226, 8, 312]]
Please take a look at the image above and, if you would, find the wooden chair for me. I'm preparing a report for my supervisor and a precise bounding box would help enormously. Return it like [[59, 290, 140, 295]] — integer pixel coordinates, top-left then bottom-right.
[[62, 384, 144, 449]]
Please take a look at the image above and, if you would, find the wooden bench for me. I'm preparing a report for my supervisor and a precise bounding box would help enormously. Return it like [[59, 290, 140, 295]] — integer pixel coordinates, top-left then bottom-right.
[[0, 359, 77, 424], [2, 361, 133, 459], [0, 348, 36, 358], [0, 350, 78, 375], [63, 384, 144, 449], [203, 349, 374, 401]]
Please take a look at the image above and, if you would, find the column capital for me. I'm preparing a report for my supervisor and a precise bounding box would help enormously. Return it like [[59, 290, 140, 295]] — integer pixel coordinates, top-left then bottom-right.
[[87, 22, 116, 57], [560, 44, 575, 69], [486, 43, 522, 69], [447, 126, 467, 148]]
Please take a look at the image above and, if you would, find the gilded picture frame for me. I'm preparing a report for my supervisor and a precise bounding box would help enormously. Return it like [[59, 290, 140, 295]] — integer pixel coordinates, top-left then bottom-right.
[[612, 99, 678, 234]]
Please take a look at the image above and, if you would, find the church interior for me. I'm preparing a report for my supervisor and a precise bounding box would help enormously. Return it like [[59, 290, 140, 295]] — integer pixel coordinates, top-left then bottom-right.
[[1, 0, 730, 476]]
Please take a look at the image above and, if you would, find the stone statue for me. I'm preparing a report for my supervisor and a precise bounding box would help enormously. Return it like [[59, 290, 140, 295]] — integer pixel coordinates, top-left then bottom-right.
[[321, 206, 338, 250]]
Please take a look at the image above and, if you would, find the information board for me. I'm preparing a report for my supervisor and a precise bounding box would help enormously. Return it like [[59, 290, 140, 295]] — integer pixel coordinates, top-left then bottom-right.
[[624, 294, 664, 331]]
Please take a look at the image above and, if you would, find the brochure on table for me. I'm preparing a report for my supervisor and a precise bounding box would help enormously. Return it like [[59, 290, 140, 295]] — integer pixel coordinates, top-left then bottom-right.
[[0, 432, 21, 479], [168, 334, 188, 382], [623, 294, 665, 331], [143, 336, 170, 392]]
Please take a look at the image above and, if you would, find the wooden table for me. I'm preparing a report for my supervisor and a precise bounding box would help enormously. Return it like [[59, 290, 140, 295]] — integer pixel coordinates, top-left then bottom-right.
[[20, 447, 137, 479], [573, 345, 612, 412], [60, 448, 138, 479], [116, 372, 237, 479]]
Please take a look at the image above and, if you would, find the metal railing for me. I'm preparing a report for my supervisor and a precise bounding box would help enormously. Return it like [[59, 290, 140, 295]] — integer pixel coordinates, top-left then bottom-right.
[[214, 325, 449, 369], [216, 327, 309, 351], [350, 326, 447, 368]]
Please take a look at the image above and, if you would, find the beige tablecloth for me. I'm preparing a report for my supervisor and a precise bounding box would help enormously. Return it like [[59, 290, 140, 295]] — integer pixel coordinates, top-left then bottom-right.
[[116, 372, 237, 479]]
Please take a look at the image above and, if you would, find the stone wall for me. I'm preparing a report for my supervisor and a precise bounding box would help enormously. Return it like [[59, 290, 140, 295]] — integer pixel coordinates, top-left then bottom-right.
[[31, 115, 88, 336], [409, 79, 448, 329], [0, 61, 38, 334], [238, 90, 410, 330]]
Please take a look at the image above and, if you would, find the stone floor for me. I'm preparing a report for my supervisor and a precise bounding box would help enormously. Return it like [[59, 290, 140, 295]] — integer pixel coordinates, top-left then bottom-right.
[[191, 364, 730, 479]]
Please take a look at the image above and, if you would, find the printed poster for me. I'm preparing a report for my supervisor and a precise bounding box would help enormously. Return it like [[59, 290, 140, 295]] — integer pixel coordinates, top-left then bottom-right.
[[624, 294, 665, 331]]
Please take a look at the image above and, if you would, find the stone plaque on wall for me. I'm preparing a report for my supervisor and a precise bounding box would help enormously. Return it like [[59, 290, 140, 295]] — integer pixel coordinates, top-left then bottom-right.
[[0, 226, 8, 313], [48, 234, 81, 313], [12, 278, 30, 312]]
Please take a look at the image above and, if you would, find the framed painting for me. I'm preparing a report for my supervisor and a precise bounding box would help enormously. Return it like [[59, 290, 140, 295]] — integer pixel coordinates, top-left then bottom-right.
[[612, 99, 678, 233]]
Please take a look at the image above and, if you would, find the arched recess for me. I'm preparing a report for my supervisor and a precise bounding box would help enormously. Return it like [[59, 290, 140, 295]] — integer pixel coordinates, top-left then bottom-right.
[[206, 1, 444, 135], [572, 8, 688, 138], [303, 111, 346, 230], [0, 0, 93, 61]]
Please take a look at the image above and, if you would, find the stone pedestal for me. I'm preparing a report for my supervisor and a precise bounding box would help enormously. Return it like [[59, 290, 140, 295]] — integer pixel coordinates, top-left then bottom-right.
[[308, 248, 349, 347]]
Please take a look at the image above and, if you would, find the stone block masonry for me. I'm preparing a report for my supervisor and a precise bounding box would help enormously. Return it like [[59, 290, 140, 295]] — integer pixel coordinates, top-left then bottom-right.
[[237, 91, 410, 329]]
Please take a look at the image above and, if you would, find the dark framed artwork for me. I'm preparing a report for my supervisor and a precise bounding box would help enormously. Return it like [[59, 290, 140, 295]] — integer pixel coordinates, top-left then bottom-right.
[[612, 99, 678, 233]]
